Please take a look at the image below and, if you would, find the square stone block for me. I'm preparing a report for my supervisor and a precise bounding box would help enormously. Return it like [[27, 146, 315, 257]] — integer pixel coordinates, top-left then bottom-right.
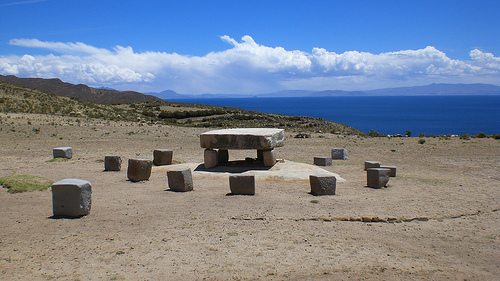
[[52, 178, 92, 217], [367, 168, 391, 188], [153, 149, 173, 166], [331, 148, 348, 160], [364, 160, 381, 170], [104, 155, 122, 171], [380, 165, 397, 177], [229, 173, 255, 195], [310, 174, 336, 195], [204, 149, 218, 169], [167, 168, 193, 192], [127, 159, 152, 182], [53, 147, 73, 159], [314, 156, 332, 166], [262, 149, 276, 167]]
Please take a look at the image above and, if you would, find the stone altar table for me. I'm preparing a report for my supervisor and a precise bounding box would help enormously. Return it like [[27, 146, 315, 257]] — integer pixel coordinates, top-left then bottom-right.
[[200, 128, 285, 168]]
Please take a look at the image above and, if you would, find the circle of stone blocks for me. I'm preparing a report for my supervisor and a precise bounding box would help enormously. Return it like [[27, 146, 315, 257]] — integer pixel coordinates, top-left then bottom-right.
[[53, 146, 73, 159], [127, 158, 153, 182], [331, 148, 348, 160], [314, 156, 332, 166], [364, 160, 381, 171], [262, 149, 276, 167], [380, 165, 397, 177], [366, 168, 391, 188], [229, 173, 255, 195], [51, 178, 92, 217], [167, 168, 194, 192], [104, 155, 122, 171], [309, 174, 336, 195], [153, 149, 173, 166], [204, 149, 218, 169]]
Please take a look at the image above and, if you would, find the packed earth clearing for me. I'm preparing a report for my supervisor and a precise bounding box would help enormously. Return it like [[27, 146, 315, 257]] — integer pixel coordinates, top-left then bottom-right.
[[1, 113, 499, 280]]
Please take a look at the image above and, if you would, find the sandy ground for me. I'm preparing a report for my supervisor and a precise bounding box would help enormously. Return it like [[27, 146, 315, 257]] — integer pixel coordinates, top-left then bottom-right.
[[0, 113, 499, 280]]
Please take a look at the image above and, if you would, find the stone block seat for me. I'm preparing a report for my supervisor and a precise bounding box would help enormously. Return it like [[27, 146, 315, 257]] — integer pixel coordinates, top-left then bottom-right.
[[104, 155, 122, 171], [153, 149, 173, 166], [380, 165, 397, 177], [53, 147, 73, 159], [314, 156, 332, 166], [167, 168, 193, 192], [364, 160, 381, 171], [229, 173, 255, 195], [309, 174, 336, 195], [200, 128, 285, 168], [366, 168, 391, 188], [51, 178, 91, 217], [127, 159, 153, 182], [331, 148, 348, 160]]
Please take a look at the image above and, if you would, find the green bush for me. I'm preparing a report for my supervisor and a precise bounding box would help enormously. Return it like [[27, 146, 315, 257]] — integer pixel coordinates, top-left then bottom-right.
[[368, 130, 386, 137], [459, 133, 471, 140], [475, 132, 487, 138]]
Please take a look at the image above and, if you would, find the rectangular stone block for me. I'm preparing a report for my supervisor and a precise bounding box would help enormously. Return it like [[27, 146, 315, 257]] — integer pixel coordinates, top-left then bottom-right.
[[367, 168, 390, 188], [229, 173, 255, 195], [104, 155, 122, 171], [53, 147, 73, 159], [167, 168, 193, 192], [153, 149, 173, 166], [364, 160, 381, 170], [204, 148, 218, 169], [314, 156, 332, 166], [380, 165, 397, 177], [310, 174, 336, 195], [200, 128, 285, 150], [262, 149, 276, 167], [52, 178, 91, 217], [127, 159, 152, 182], [331, 148, 348, 160]]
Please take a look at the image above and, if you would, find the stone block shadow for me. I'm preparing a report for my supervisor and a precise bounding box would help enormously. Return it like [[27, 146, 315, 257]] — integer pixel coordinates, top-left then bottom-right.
[[194, 159, 273, 174]]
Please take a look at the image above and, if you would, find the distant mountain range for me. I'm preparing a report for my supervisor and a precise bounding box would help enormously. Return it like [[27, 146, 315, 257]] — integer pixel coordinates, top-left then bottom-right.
[[1, 75, 499, 103], [0, 75, 162, 103], [149, 83, 500, 99]]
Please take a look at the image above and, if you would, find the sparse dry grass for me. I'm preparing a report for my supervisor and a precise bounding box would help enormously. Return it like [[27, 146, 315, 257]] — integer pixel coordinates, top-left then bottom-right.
[[0, 175, 53, 193]]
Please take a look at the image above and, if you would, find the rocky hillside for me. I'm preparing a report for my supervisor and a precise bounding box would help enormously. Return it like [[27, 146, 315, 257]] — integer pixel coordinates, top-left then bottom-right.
[[0, 75, 163, 103], [0, 80, 363, 134]]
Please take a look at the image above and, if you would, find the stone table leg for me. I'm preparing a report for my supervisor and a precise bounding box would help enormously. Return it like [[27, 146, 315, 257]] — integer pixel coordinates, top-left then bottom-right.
[[257, 149, 264, 161], [204, 149, 218, 168], [218, 149, 229, 163], [262, 149, 276, 167]]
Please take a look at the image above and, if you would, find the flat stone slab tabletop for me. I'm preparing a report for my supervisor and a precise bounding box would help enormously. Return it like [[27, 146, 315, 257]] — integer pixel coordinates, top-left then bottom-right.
[[200, 128, 285, 150]]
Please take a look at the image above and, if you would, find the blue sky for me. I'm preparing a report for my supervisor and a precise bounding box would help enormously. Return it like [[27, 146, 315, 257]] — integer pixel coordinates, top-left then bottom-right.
[[1, 0, 499, 95]]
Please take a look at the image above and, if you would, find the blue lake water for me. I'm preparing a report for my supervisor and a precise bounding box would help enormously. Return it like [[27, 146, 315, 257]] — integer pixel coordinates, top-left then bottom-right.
[[169, 96, 500, 135]]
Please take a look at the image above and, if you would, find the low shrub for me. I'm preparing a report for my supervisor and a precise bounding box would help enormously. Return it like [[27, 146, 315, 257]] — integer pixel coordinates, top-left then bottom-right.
[[475, 132, 488, 138]]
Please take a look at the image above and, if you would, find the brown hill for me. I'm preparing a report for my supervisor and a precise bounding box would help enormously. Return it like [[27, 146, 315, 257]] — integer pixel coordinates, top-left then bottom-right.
[[0, 75, 163, 103]]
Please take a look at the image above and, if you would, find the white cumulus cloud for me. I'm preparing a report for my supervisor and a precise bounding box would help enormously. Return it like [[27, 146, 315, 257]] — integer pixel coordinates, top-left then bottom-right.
[[1, 35, 499, 94]]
